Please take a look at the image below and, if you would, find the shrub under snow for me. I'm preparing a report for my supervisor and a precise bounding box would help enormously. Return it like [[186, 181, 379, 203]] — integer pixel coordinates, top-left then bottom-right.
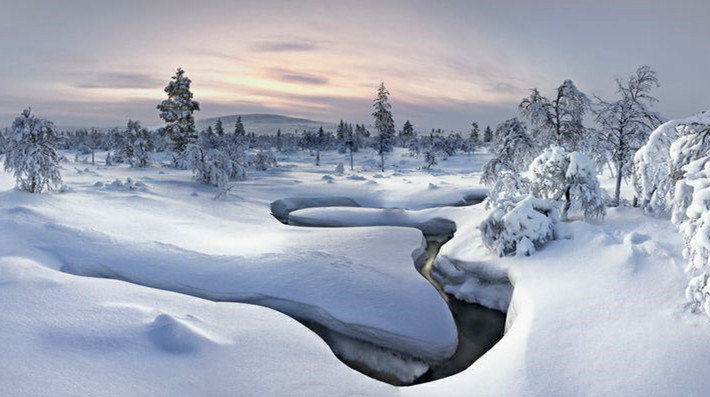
[[633, 110, 710, 215], [480, 196, 561, 257], [249, 150, 278, 171], [528, 145, 605, 220], [672, 156, 710, 315]]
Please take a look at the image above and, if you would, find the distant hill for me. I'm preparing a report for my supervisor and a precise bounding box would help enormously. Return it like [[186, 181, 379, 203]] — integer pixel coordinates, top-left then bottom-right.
[[196, 113, 336, 135]]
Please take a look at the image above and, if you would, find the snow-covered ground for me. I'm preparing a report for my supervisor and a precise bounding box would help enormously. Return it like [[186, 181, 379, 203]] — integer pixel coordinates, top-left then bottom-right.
[[2, 147, 709, 395]]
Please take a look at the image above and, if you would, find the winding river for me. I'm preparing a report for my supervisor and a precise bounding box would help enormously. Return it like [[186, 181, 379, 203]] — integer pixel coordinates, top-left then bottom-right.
[[272, 198, 506, 386]]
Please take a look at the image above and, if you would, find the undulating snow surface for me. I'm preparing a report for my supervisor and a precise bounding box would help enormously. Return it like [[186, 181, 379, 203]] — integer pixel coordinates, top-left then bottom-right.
[[3, 147, 710, 395], [0, 257, 393, 396]]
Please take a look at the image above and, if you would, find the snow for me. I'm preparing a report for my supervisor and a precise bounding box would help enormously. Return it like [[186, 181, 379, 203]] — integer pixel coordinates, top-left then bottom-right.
[[2, 145, 710, 395], [289, 207, 457, 237], [406, 208, 710, 396], [0, 257, 394, 396], [633, 109, 710, 214]]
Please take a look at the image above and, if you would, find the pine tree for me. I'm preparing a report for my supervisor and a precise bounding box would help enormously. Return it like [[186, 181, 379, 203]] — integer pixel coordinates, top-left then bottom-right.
[[336, 120, 347, 141], [214, 118, 225, 136], [157, 68, 200, 158], [315, 126, 324, 166], [372, 82, 395, 172], [400, 120, 414, 146], [234, 116, 245, 136], [345, 123, 356, 170], [3, 108, 62, 193], [276, 129, 283, 152], [470, 122, 480, 142], [483, 125, 493, 142]]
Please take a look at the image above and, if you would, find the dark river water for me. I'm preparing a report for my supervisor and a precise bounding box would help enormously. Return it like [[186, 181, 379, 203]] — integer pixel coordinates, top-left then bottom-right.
[[272, 199, 507, 386]]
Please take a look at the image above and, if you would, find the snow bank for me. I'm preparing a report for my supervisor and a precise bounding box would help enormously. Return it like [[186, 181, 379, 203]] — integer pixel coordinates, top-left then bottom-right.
[[407, 208, 710, 396], [270, 196, 360, 222], [0, 202, 456, 367], [288, 207, 457, 236], [0, 258, 394, 396]]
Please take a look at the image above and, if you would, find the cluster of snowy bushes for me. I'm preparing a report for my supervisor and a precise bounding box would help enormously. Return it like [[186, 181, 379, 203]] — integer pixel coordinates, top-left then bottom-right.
[[480, 145, 603, 257], [408, 129, 477, 169], [480, 196, 562, 257], [478, 68, 662, 256]]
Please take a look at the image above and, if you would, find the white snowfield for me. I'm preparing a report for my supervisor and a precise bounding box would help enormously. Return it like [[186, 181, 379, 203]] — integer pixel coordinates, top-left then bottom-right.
[[286, 204, 514, 311], [2, 148, 710, 395], [0, 257, 394, 397]]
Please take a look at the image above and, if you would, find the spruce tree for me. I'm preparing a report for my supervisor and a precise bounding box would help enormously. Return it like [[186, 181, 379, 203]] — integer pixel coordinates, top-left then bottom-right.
[[470, 122, 480, 142], [157, 68, 199, 157], [234, 116, 246, 136], [214, 118, 225, 136], [400, 120, 414, 146], [316, 126, 324, 166], [372, 82, 395, 171], [276, 129, 283, 152], [483, 125, 493, 142]]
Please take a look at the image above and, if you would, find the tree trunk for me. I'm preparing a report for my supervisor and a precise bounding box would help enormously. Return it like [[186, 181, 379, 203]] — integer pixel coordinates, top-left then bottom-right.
[[614, 160, 623, 206], [562, 185, 572, 220], [316, 149, 320, 166], [91, 150, 95, 165], [350, 150, 354, 171], [380, 150, 385, 172]]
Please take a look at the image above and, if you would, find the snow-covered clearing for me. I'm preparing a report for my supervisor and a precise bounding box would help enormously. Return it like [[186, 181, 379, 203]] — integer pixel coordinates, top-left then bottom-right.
[[2, 147, 709, 395]]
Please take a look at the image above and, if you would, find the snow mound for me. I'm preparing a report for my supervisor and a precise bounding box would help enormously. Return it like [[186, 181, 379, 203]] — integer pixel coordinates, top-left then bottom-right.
[[147, 314, 226, 354], [104, 177, 148, 192], [288, 207, 457, 236], [270, 196, 360, 223]]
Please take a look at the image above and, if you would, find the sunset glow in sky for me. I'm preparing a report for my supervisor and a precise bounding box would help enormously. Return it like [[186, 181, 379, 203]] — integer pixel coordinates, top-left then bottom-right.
[[2, 0, 709, 130]]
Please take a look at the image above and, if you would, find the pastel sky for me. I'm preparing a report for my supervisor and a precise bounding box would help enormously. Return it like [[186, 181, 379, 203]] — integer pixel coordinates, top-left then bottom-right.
[[1, 0, 709, 130]]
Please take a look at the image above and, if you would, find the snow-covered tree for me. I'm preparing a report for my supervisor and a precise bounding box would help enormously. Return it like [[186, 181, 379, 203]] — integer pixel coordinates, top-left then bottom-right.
[[595, 66, 663, 206], [423, 149, 437, 169], [480, 196, 561, 257], [234, 116, 245, 136], [214, 118, 225, 136], [344, 123, 357, 171], [157, 68, 200, 161], [3, 108, 62, 193], [519, 80, 591, 151], [528, 145, 605, 220], [249, 150, 278, 171], [632, 124, 676, 213], [118, 120, 152, 168], [372, 82, 395, 172], [481, 118, 536, 187], [462, 134, 477, 156], [672, 153, 710, 316], [336, 120, 347, 141], [483, 125, 493, 143], [315, 126, 325, 166], [186, 132, 246, 188], [276, 129, 283, 152], [400, 120, 415, 146], [470, 122, 480, 143]]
